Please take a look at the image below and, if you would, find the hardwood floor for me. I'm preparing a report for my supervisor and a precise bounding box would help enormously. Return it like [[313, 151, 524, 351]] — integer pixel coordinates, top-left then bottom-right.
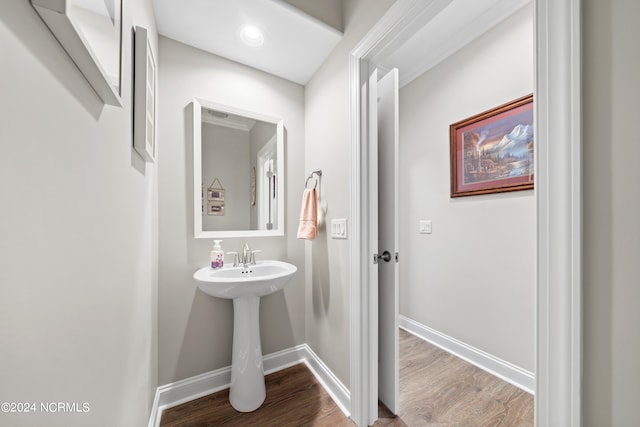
[[372, 329, 533, 426], [160, 363, 352, 427], [160, 329, 533, 426]]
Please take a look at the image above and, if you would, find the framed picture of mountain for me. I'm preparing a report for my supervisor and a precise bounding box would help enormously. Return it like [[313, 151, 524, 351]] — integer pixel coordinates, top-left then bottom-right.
[[450, 94, 534, 197]]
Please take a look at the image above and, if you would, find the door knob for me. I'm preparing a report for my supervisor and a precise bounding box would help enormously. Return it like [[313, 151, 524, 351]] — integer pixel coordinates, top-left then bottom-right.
[[373, 250, 392, 264]]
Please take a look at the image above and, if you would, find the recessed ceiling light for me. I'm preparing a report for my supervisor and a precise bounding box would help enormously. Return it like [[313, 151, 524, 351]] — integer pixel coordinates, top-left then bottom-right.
[[239, 25, 265, 47]]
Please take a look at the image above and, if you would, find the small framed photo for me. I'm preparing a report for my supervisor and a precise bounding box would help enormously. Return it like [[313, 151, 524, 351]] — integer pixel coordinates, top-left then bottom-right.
[[207, 188, 225, 201], [450, 94, 534, 197], [207, 201, 225, 216], [134, 26, 157, 163]]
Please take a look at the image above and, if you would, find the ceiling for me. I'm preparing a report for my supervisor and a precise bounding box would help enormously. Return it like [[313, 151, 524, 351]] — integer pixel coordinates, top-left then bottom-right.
[[153, 0, 531, 88], [379, 0, 532, 87], [153, 0, 343, 85]]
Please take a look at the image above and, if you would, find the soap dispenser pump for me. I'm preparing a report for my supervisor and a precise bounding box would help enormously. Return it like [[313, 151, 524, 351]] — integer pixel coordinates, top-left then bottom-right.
[[211, 240, 224, 269]]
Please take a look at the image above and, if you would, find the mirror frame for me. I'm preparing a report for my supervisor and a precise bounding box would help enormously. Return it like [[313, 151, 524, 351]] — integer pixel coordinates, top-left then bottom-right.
[[31, 0, 123, 106], [190, 98, 285, 239]]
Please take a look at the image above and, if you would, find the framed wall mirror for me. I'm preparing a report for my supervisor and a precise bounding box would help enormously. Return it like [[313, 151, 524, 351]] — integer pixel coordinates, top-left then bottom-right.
[[190, 99, 285, 239], [31, 0, 123, 106]]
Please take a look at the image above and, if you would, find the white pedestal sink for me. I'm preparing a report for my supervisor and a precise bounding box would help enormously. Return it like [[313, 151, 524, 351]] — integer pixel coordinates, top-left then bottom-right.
[[193, 260, 297, 412]]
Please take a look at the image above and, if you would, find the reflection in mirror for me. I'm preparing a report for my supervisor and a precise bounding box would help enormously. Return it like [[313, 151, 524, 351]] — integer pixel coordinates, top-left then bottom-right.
[[191, 99, 284, 239]]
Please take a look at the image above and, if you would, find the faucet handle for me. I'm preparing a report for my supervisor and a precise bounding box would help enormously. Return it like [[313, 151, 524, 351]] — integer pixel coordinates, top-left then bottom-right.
[[226, 252, 239, 267], [249, 250, 262, 265]]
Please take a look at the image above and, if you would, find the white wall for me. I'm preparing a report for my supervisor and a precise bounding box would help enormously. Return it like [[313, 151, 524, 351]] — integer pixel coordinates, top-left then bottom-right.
[[0, 1, 158, 426], [304, 0, 396, 388], [398, 6, 535, 371], [157, 36, 306, 385], [583, 0, 640, 424], [282, 0, 344, 32]]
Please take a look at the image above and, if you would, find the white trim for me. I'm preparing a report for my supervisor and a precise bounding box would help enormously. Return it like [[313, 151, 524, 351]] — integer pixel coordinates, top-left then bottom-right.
[[147, 390, 161, 427], [350, 1, 581, 426], [399, 316, 535, 394], [191, 98, 285, 239], [303, 344, 351, 417], [147, 344, 349, 427], [534, 0, 582, 425], [348, 51, 365, 427]]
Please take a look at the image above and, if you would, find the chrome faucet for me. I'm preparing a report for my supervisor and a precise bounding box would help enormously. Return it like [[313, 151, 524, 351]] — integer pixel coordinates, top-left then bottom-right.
[[242, 243, 251, 266], [228, 244, 260, 267]]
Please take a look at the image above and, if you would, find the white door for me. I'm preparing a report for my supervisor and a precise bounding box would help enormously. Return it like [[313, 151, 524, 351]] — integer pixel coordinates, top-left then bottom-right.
[[377, 68, 400, 415], [367, 67, 400, 421]]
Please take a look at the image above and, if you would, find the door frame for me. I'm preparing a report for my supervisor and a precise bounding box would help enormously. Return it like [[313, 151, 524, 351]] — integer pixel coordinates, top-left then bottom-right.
[[348, 0, 582, 426]]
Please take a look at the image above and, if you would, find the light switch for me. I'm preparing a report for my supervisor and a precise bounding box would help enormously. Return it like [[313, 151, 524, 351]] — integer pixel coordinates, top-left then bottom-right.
[[331, 218, 348, 239], [419, 220, 432, 234]]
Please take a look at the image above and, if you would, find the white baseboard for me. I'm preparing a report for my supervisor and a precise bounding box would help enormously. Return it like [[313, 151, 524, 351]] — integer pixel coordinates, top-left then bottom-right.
[[399, 315, 535, 394], [302, 344, 351, 416], [147, 344, 349, 427]]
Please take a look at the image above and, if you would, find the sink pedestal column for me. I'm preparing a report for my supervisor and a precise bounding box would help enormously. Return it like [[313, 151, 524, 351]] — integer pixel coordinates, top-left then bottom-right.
[[229, 294, 265, 412]]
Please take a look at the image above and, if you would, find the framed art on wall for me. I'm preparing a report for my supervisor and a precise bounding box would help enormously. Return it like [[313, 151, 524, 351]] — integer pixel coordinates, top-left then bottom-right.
[[206, 178, 225, 216], [450, 94, 534, 197], [31, 0, 123, 106], [134, 26, 157, 162], [207, 189, 225, 201]]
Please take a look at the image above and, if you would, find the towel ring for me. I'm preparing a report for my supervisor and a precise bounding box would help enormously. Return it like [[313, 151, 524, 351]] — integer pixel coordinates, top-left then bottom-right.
[[305, 169, 322, 189], [305, 175, 318, 189]]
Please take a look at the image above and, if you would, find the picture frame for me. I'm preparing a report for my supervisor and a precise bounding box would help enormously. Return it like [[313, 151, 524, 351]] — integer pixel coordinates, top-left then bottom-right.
[[31, 0, 123, 106], [207, 189, 225, 201], [207, 201, 225, 216], [206, 177, 225, 215], [450, 94, 534, 197], [134, 26, 157, 163]]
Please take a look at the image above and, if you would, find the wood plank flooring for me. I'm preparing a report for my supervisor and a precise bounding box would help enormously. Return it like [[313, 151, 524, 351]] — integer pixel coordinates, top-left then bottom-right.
[[160, 329, 533, 426], [372, 329, 533, 426], [160, 363, 353, 427]]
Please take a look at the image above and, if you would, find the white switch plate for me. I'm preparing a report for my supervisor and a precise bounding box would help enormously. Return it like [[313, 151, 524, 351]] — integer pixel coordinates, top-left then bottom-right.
[[331, 218, 348, 239], [419, 220, 432, 234]]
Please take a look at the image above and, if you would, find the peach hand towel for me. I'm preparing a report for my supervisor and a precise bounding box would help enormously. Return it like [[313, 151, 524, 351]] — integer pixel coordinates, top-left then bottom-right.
[[297, 188, 318, 240]]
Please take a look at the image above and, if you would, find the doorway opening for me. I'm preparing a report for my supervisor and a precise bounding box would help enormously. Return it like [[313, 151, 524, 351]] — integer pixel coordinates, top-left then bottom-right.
[[348, 0, 582, 426], [394, 3, 534, 424]]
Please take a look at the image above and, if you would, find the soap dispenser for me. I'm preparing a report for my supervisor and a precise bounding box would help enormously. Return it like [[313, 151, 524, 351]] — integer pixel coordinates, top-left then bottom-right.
[[210, 240, 224, 269]]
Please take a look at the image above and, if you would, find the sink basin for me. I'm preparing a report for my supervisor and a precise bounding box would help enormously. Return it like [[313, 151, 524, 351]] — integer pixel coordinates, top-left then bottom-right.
[[193, 260, 297, 412], [193, 260, 297, 299]]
